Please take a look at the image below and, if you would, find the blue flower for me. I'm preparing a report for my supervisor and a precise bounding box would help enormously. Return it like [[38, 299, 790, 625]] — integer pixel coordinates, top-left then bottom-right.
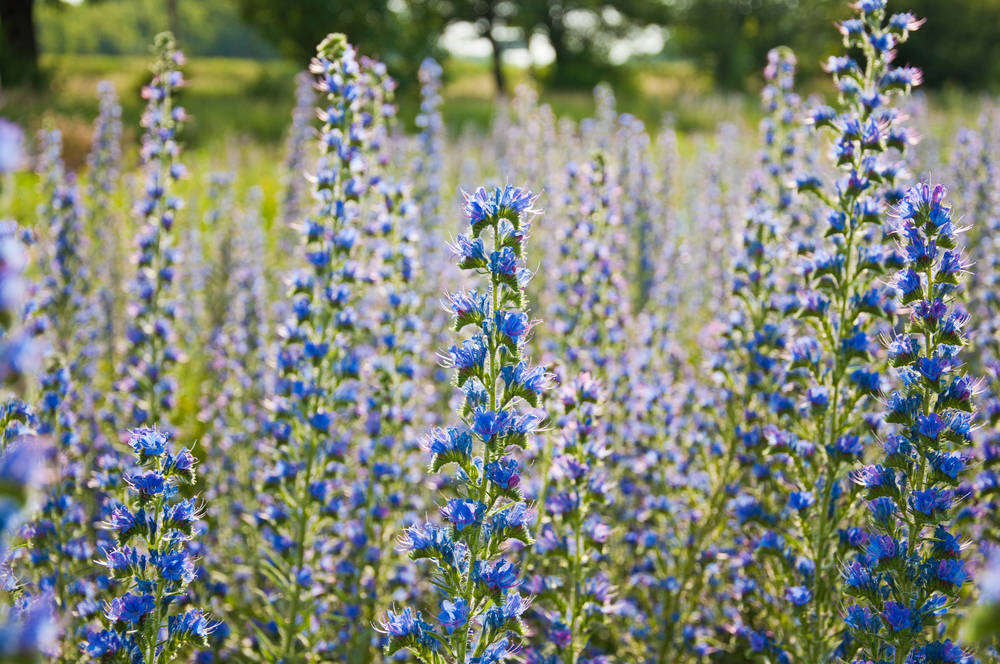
[[472, 407, 514, 441], [917, 413, 946, 440], [868, 497, 898, 525], [500, 362, 548, 396], [168, 608, 216, 639], [379, 607, 426, 639], [485, 457, 520, 490], [440, 499, 486, 531], [496, 311, 530, 341], [105, 593, 155, 624], [126, 470, 166, 496], [156, 550, 196, 583], [447, 338, 487, 377], [438, 598, 468, 634], [844, 604, 880, 634], [882, 601, 911, 632], [788, 491, 815, 511], [427, 428, 474, 458], [474, 559, 519, 593], [81, 629, 123, 658], [489, 247, 518, 278], [910, 488, 952, 516], [936, 559, 967, 588], [128, 427, 169, 456], [463, 185, 538, 227], [785, 586, 812, 606]]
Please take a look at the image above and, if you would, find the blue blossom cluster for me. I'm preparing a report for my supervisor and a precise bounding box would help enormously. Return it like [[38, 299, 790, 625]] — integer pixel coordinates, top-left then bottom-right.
[[116, 31, 187, 427], [413, 58, 444, 233], [86, 81, 124, 385], [523, 372, 615, 664], [81, 427, 215, 663], [379, 184, 544, 664], [844, 183, 974, 664], [11, 5, 1000, 664], [251, 33, 377, 661], [280, 71, 317, 230]]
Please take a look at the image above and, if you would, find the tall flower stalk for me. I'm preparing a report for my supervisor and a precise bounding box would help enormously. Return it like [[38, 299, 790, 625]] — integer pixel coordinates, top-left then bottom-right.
[[87, 80, 123, 385], [116, 32, 186, 428], [780, 2, 922, 659], [280, 71, 316, 232], [81, 427, 215, 663], [706, 45, 808, 662], [845, 183, 974, 663], [252, 33, 374, 662], [414, 58, 444, 233], [378, 185, 544, 664], [523, 372, 614, 664]]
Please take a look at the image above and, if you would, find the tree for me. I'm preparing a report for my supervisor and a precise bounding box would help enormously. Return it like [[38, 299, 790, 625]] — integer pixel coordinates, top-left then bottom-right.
[[435, 0, 514, 94], [229, 0, 446, 92], [2, 0, 119, 88], [894, 0, 1000, 90], [666, 0, 841, 90], [0, 0, 41, 86], [511, 0, 669, 89]]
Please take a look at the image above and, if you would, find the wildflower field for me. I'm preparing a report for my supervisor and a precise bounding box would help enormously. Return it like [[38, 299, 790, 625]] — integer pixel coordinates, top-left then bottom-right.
[[3, 2, 1000, 663]]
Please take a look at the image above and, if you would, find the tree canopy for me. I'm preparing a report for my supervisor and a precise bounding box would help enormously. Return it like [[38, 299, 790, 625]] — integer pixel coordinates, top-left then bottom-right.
[[5, 0, 999, 92]]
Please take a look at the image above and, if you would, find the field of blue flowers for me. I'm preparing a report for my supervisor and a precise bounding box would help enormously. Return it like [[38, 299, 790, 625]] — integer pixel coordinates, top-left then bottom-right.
[[2, 2, 1000, 663]]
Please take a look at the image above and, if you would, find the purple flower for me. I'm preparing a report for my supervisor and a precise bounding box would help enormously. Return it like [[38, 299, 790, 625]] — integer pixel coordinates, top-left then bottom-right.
[[474, 559, 519, 592], [440, 499, 486, 531], [882, 601, 911, 632], [104, 593, 155, 624]]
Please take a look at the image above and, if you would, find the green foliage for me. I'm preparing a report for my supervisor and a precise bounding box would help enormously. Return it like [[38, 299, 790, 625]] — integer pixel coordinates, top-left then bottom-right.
[[37, 0, 277, 58], [665, 0, 843, 90], [895, 0, 1000, 89], [510, 0, 668, 89], [26, 0, 1000, 96], [229, 0, 445, 93]]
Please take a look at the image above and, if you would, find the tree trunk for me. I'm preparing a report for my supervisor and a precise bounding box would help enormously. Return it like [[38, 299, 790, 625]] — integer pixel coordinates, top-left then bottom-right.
[[0, 0, 39, 87], [543, 8, 570, 86], [166, 0, 180, 41], [482, 1, 505, 96]]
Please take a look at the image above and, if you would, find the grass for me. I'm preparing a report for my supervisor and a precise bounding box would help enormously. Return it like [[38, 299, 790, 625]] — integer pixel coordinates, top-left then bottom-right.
[[2, 53, 987, 173], [3, 53, 753, 168]]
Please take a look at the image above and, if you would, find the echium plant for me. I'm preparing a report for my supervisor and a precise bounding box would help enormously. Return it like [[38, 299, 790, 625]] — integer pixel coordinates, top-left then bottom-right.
[[547, 154, 627, 378], [413, 58, 444, 233], [280, 71, 316, 232], [87, 80, 123, 382], [756, 2, 923, 659], [844, 183, 975, 664], [34, 127, 88, 355], [523, 372, 614, 664], [708, 45, 807, 660], [81, 427, 215, 663], [21, 126, 104, 654], [378, 184, 545, 664], [335, 53, 422, 662], [251, 33, 372, 662], [117, 32, 186, 428]]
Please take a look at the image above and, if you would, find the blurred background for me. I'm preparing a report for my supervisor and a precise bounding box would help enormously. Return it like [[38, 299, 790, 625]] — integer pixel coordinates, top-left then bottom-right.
[[2, 0, 999, 164]]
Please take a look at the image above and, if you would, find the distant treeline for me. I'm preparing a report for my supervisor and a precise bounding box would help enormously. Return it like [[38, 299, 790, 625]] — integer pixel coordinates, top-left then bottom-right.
[[28, 0, 1000, 93]]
